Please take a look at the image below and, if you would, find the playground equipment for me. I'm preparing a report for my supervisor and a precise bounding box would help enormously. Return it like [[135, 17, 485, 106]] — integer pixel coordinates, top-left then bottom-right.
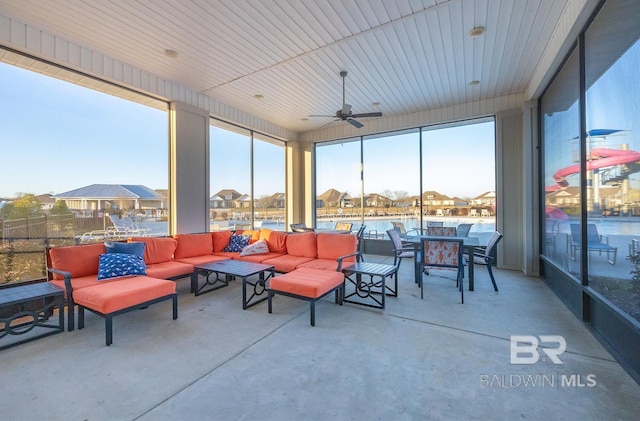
[[546, 129, 640, 192], [546, 129, 640, 214], [552, 147, 640, 188]]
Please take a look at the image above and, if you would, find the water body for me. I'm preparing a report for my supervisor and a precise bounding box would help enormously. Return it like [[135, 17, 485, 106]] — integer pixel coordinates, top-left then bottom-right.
[[139, 215, 639, 238]]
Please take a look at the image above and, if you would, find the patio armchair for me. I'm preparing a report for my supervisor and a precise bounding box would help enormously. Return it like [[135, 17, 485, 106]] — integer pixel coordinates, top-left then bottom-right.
[[569, 224, 617, 265], [418, 237, 465, 303], [335, 222, 353, 231], [390, 221, 419, 240], [386, 228, 415, 271], [426, 226, 457, 237], [106, 214, 150, 237], [473, 231, 503, 291], [456, 223, 473, 237], [355, 225, 367, 254], [290, 223, 314, 233]]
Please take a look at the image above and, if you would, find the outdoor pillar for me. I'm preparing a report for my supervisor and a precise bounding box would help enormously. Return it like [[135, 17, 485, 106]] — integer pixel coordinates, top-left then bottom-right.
[[169, 101, 210, 234]]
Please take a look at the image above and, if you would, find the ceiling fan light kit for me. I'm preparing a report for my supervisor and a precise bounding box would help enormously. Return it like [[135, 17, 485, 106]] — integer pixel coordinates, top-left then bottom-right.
[[309, 71, 382, 128]]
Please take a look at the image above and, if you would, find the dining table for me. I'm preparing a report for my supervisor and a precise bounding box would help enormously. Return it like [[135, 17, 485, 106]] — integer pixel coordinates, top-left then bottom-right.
[[407, 235, 481, 291]]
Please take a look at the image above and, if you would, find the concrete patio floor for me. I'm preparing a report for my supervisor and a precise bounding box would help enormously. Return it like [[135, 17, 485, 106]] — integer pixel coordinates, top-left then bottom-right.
[[2, 254, 640, 421]]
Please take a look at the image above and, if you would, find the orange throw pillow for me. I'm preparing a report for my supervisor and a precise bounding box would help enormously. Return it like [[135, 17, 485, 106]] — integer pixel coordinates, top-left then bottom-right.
[[174, 233, 213, 258], [259, 229, 288, 253], [316, 233, 357, 260], [50, 243, 106, 280], [211, 231, 233, 252], [129, 237, 177, 264], [285, 231, 317, 258]]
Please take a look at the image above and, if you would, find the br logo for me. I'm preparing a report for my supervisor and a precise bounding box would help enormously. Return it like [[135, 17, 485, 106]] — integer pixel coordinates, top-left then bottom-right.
[[510, 335, 567, 364]]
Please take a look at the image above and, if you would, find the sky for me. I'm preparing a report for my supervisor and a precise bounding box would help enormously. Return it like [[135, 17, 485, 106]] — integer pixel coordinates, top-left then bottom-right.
[[0, 60, 494, 200], [0, 61, 167, 197], [316, 122, 496, 199]]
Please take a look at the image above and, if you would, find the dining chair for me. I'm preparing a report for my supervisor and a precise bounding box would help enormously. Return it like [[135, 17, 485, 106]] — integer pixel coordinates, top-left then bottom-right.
[[418, 237, 465, 303], [290, 223, 314, 232], [386, 228, 415, 271], [355, 225, 366, 254], [335, 222, 353, 231], [456, 223, 473, 237], [390, 221, 419, 240], [426, 226, 457, 237], [473, 231, 503, 291]]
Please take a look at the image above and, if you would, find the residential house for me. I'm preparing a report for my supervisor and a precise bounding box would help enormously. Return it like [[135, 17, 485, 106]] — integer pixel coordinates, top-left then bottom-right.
[[54, 184, 164, 211]]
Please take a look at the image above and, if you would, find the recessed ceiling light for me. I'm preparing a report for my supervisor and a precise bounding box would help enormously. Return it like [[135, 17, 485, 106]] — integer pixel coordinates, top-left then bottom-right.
[[469, 27, 485, 37], [254, 94, 264, 99], [164, 49, 178, 58], [469, 80, 480, 86]]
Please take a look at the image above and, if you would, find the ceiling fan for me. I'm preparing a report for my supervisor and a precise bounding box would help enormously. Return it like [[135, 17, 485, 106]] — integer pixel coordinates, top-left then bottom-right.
[[309, 71, 382, 128]]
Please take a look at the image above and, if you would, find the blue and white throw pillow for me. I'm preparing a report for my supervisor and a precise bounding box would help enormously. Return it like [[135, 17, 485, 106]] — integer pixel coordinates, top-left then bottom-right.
[[223, 234, 251, 252], [97, 253, 147, 280]]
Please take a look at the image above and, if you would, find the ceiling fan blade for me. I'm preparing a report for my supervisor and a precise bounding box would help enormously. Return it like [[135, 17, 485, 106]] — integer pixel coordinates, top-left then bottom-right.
[[308, 114, 336, 117], [351, 112, 382, 118], [347, 118, 363, 128], [342, 103, 352, 115]]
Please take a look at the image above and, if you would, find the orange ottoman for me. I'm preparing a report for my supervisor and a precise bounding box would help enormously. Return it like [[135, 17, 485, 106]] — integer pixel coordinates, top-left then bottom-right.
[[73, 276, 178, 346], [267, 268, 344, 326]]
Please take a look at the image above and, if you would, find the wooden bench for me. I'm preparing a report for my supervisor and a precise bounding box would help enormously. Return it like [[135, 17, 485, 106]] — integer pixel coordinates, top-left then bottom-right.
[[73, 276, 177, 346], [267, 268, 344, 326]]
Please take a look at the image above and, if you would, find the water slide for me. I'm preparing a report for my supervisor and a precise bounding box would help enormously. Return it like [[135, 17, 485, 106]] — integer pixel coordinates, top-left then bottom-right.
[[551, 148, 640, 189]]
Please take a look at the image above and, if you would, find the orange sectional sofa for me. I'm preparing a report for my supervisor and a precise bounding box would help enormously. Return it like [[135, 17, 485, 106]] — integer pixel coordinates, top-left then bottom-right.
[[47, 228, 358, 336]]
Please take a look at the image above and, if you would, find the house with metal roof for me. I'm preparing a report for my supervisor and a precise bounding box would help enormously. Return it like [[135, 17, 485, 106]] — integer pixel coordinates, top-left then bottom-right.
[[54, 184, 165, 211]]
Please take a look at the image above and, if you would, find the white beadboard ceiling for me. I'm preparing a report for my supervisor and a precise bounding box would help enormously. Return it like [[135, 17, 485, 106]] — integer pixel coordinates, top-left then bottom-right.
[[0, 0, 569, 133]]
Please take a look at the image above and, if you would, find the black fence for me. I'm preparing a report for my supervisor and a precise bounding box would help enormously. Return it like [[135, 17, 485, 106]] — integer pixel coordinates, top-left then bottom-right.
[[0, 213, 105, 286]]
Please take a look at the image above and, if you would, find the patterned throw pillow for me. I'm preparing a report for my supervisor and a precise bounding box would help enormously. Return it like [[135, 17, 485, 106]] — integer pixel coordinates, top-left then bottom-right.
[[223, 234, 251, 252], [240, 239, 269, 256], [97, 253, 147, 280]]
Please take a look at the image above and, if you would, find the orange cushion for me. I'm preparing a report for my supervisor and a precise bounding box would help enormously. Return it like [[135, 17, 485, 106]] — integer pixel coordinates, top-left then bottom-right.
[[173, 255, 229, 266], [285, 232, 317, 258], [297, 259, 342, 271], [234, 252, 284, 264], [316, 233, 357, 261], [211, 231, 233, 252], [213, 251, 240, 260], [50, 274, 114, 298], [144, 261, 194, 279], [49, 243, 106, 280], [261, 254, 314, 273], [241, 229, 261, 243], [269, 268, 344, 298], [173, 233, 213, 258], [129, 237, 178, 264], [259, 229, 288, 253], [73, 276, 176, 314]]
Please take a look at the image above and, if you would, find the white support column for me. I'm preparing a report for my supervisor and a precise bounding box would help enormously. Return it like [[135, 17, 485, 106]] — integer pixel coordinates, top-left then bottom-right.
[[496, 109, 524, 272], [169, 101, 210, 234]]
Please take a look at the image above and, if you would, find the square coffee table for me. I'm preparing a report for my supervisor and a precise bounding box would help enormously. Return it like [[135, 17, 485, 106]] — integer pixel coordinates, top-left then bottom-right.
[[0, 282, 65, 350], [193, 260, 275, 309]]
